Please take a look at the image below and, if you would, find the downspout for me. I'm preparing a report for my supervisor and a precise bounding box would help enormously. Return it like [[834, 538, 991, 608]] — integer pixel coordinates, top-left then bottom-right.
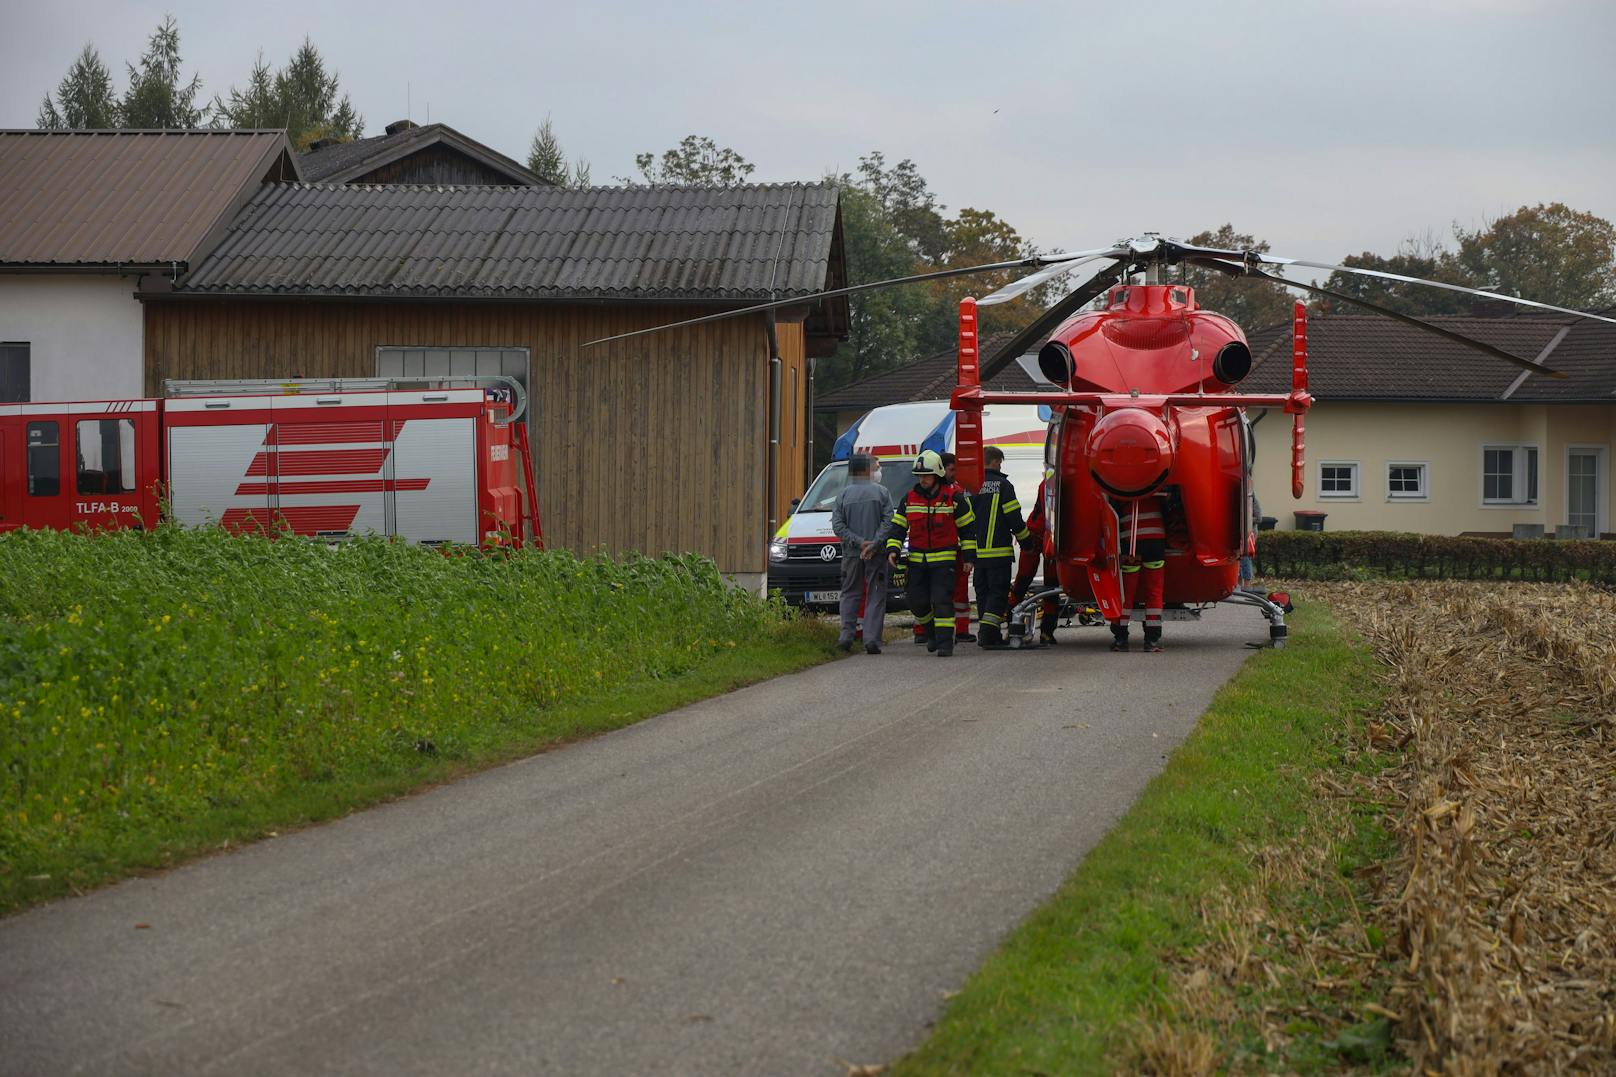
[[766, 311, 782, 539]]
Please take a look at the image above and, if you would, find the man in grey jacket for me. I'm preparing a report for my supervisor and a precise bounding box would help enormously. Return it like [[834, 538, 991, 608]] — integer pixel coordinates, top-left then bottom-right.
[[830, 453, 894, 654]]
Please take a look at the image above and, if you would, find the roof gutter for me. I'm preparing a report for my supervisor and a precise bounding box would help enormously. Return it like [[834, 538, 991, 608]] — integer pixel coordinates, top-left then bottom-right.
[[1, 262, 176, 275]]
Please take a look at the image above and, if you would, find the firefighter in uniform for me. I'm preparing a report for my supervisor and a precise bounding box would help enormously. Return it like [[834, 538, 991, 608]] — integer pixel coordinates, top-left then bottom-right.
[[970, 446, 1031, 649], [1109, 492, 1168, 652], [1010, 475, 1062, 645], [915, 452, 976, 644], [886, 450, 976, 657]]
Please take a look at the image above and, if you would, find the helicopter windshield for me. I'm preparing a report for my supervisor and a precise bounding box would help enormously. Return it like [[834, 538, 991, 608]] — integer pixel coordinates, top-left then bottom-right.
[[796, 461, 917, 513]]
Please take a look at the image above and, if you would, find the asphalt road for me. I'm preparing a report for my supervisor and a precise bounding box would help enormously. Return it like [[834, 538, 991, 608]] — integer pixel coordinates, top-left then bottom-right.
[[0, 610, 1262, 1076]]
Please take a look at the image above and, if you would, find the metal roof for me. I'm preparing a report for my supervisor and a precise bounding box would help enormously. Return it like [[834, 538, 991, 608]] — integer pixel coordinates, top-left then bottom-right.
[[0, 129, 300, 268], [1243, 314, 1615, 403], [174, 181, 844, 301], [298, 122, 544, 186]]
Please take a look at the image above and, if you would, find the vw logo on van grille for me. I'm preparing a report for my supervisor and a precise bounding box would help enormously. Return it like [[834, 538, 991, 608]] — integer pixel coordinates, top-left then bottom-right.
[[820, 544, 838, 561]]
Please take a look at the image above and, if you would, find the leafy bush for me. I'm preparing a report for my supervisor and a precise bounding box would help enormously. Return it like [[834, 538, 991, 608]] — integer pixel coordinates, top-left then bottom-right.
[[0, 527, 794, 881], [1257, 530, 1616, 584]]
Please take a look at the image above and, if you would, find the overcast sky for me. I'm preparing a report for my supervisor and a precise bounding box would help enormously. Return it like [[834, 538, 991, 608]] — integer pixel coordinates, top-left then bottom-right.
[[4, 0, 1613, 262]]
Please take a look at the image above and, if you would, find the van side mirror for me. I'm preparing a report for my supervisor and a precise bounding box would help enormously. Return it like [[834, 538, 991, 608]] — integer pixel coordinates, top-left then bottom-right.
[[790, 497, 801, 509]]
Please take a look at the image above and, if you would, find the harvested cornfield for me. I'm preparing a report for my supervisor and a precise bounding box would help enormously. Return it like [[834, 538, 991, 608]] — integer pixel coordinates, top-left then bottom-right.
[[1145, 582, 1615, 1073], [1336, 582, 1616, 1072]]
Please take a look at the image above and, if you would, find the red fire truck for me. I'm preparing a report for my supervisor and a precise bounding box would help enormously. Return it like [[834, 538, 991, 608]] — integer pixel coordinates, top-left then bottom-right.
[[0, 377, 541, 547]]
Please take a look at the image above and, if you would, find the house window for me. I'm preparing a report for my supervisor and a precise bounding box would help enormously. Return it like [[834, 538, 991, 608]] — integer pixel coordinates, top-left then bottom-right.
[[1386, 462, 1427, 500], [1318, 461, 1359, 499], [1, 342, 28, 403], [1483, 445, 1538, 505], [77, 419, 137, 494], [27, 421, 59, 496]]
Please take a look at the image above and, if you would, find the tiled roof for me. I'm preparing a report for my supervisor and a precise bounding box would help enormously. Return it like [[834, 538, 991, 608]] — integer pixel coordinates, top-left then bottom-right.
[[816, 334, 1048, 412], [175, 181, 843, 301], [1243, 314, 1615, 403], [0, 129, 298, 267], [297, 122, 542, 186]]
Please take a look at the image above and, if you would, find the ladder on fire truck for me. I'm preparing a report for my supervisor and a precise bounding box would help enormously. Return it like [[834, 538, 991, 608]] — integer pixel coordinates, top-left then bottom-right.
[[162, 375, 543, 547]]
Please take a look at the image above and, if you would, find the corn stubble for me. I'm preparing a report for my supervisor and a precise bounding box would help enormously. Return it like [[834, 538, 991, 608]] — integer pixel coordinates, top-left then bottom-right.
[[1149, 582, 1614, 1074], [1346, 581, 1615, 1073]]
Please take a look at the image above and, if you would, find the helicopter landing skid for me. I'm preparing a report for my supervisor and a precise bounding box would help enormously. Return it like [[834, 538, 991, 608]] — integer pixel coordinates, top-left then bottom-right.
[[1003, 589, 1106, 649], [1222, 587, 1289, 648]]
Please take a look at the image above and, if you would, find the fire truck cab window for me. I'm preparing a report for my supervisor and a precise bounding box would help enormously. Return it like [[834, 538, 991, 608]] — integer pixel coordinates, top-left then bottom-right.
[[77, 419, 137, 494], [26, 421, 59, 496]]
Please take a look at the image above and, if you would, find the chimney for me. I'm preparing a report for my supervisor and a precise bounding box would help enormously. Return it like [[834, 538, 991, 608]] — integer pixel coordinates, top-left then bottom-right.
[[385, 119, 419, 136]]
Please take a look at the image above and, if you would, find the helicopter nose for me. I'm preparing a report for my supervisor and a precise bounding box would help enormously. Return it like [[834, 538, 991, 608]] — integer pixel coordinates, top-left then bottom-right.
[[1088, 409, 1173, 497]]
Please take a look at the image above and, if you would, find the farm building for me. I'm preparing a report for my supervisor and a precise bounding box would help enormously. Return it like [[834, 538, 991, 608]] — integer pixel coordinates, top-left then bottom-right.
[[140, 181, 848, 588], [298, 120, 544, 186], [0, 129, 299, 403], [1244, 314, 1616, 539]]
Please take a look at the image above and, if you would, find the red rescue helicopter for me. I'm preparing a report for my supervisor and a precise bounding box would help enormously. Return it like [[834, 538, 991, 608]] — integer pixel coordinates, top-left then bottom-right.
[[589, 233, 1615, 646]]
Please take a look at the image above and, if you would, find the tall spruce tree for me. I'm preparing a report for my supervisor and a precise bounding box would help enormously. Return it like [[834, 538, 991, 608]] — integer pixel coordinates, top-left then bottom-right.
[[213, 39, 363, 148], [37, 44, 119, 129], [119, 15, 203, 128]]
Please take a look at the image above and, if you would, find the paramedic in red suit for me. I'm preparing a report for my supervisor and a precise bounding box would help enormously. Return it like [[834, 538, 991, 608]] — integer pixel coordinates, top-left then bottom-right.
[[1109, 493, 1168, 653], [1009, 476, 1061, 645]]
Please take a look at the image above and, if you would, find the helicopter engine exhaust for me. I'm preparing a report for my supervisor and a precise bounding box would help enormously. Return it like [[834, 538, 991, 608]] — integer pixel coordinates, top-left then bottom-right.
[[1037, 340, 1075, 386], [1087, 408, 1173, 498], [1211, 341, 1252, 386]]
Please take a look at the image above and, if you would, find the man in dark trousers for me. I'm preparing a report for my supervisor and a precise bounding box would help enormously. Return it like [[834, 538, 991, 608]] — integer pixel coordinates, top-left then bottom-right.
[[970, 446, 1031, 648], [886, 450, 976, 657], [830, 453, 894, 654]]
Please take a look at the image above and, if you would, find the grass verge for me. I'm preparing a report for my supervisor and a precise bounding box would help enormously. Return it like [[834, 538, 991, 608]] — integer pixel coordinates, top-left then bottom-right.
[[1, 527, 836, 914], [893, 599, 1393, 1075]]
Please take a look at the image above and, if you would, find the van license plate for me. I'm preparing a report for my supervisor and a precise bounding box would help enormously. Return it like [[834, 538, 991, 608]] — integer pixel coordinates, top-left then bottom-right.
[[806, 590, 841, 604]]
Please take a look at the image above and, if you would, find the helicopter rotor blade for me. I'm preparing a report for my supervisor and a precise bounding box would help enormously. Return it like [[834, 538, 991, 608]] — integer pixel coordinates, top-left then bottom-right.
[[1176, 241, 1616, 326], [978, 263, 1126, 382], [1186, 257, 1568, 380], [975, 249, 1126, 307], [579, 247, 1127, 348]]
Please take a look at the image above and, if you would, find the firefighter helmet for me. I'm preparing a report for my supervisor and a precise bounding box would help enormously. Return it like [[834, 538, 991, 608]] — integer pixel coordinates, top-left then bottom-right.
[[912, 449, 945, 477]]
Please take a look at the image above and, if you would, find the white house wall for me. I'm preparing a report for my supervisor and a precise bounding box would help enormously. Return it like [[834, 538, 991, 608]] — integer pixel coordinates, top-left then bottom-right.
[[1251, 401, 1616, 536], [0, 275, 144, 402]]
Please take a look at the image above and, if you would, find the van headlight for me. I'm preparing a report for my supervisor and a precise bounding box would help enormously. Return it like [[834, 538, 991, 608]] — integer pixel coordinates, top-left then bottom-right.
[[769, 540, 788, 563]]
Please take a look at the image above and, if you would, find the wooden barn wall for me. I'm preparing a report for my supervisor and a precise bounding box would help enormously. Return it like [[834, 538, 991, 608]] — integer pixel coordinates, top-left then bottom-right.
[[142, 300, 779, 575], [351, 145, 525, 186]]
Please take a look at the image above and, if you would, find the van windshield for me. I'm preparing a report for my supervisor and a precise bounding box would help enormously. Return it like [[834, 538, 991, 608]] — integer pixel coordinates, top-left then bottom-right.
[[796, 461, 917, 513]]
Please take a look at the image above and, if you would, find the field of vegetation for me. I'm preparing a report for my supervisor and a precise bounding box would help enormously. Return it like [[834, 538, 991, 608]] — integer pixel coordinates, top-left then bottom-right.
[[900, 580, 1616, 1074], [0, 527, 830, 912]]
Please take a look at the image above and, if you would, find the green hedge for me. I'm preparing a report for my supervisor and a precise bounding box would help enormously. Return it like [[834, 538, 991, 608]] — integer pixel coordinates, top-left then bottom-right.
[[0, 527, 791, 880], [1256, 529, 1616, 583]]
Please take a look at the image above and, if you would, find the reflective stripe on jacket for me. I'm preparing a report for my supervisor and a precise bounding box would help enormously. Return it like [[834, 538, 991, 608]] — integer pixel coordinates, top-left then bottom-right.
[[885, 481, 977, 562], [970, 468, 1030, 559], [1111, 495, 1167, 542]]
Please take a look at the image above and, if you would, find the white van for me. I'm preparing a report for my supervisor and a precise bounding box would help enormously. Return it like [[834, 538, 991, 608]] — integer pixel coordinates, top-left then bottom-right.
[[767, 401, 1048, 607]]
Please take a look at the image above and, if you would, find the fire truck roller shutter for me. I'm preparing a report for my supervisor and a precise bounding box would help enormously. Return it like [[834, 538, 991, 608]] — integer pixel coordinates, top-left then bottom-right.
[[387, 393, 480, 546], [163, 401, 272, 533]]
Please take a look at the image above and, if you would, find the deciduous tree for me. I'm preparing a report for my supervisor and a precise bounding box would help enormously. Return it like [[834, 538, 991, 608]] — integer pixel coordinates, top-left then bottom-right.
[[629, 135, 754, 186]]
